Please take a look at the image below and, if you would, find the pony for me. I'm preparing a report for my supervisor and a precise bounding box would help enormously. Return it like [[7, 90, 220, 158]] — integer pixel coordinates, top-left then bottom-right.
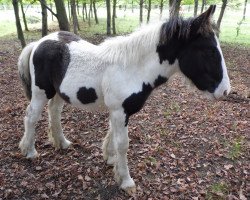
[[18, 5, 230, 195]]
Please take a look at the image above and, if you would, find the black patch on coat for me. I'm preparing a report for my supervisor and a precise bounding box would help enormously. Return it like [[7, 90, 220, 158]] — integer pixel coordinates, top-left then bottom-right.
[[33, 40, 70, 99], [154, 75, 168, 88], [60, 92, 71, 103], [77, 87, 98, 104], [58, 31, 81, 43], [122, 83, 153, 126], [156, 18, 223, 93]]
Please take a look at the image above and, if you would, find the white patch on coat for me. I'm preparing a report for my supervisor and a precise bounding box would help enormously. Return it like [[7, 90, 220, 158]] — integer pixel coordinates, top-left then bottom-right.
[[213, 36, 231, 99]]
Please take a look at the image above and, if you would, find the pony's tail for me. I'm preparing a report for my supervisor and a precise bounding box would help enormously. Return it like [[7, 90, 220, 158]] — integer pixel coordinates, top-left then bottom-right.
[[18, 42, 36, 101]]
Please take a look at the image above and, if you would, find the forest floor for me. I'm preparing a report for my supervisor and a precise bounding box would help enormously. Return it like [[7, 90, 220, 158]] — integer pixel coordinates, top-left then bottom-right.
[[0, 35, 249, 200]]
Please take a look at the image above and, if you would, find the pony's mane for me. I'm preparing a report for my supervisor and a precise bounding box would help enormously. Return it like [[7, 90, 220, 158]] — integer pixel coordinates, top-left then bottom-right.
[[159, 16, 216, 44], [98, 22, 163, 66]]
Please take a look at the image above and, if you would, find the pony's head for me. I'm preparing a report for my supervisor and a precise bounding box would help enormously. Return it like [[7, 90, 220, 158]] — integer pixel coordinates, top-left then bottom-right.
[[157, 5, 231, 99]]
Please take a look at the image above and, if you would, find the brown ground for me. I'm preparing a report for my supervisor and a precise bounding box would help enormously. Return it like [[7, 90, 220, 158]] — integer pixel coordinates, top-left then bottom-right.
[[0, 35, 249, 200]]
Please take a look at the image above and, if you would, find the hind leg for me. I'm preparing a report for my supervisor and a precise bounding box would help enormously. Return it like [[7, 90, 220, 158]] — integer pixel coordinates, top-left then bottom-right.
[[102, 120, 116, 165], [48, 94, 71, 149], [19, 90, 48, 158]]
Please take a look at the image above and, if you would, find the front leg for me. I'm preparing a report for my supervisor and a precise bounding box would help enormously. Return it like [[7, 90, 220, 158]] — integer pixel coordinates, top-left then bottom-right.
[[110, 110, 136, 195]]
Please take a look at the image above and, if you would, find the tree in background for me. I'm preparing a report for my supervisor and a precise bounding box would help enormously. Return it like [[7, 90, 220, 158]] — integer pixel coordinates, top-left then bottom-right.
[[169, 0, 182, 17], [112, 0, 117, 34], [194, 0, 198, 16], [40, 0, 48, 36], [71, 0, 80, 34], [93, 0, 99, 24], [106, 0, 111, 35], [12, 0, 26, 48], [242, 0, 247, 20], [147, 0, 152, 23], [200, 0, 206, 13], [217, 0, 227, 31], [54, 0, 70, 31], [139, 0, 143, 24], [20, 0, 29, 31], [159, 0, 164, 19]]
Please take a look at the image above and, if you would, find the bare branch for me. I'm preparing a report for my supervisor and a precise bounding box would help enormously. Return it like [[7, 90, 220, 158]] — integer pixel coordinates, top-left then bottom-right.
[[38, 0, 58, 18]]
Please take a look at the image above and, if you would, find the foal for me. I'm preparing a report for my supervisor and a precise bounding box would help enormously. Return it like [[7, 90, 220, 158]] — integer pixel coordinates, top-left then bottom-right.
[[18, 5, 230, 194]]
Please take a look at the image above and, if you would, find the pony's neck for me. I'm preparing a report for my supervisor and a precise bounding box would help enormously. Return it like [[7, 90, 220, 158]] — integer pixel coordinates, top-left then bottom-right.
[[98, 22, 163, 67]]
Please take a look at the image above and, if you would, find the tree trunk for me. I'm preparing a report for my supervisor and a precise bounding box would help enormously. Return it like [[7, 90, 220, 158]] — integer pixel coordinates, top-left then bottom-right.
[[159, 0, 163, 19], [20, 0, 29, 31], [67, 0, 71, 21], [106, 0, 111, 35], [112, 0, 116, 34], [194, 0, 198, 17], [147, 0, 151, 23], [93, 0, 99, 24], [139, 0, 143, 24], [71, 0, 79, 34], [82, 2, 85, 21], [76, 0, 80, 16], [54, 0, 70, 31], [12, 0, 26, 48], [217, 0, 227, 31], [50, 2, 54, 21], [243, 0, 247, 20], [200, 0, 206, 13], [88, 0, 93, 26], [169, 0, 182, 17], [132, 0, 134, 13], [40, 0, 48, 36]]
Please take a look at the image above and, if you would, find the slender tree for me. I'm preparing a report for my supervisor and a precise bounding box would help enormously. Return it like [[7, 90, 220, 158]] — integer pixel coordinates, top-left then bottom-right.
[[147, 0, 151, 23], [12, 0, 26, 48], [40, 0, 48, 36], [54, 0, 70, 31], [71, 0, 79, 34], [169, 0, 182, 17], [194, 0, 198, 16], [242, 0, 248, 20], [20, 0, 29, 31], [93, 0, 99, 24], [217, 0, 227, 31], [139, 0, 143, 24], [67, 0, 71, 21], [112, 0, 116, 34], [106, 0, 111, 35], [200, 0, 206, 13], [88, 0, 93, 26], [159, 0, 164, 19]]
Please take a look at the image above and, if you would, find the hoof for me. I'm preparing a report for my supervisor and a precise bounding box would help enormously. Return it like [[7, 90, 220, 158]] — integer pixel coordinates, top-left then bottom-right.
[[61, 139, 72, 149], [19, 138, 38, 159], [26, 149, 39, 159], [121, 180, 136, 196], [123, 186, 136, 196]]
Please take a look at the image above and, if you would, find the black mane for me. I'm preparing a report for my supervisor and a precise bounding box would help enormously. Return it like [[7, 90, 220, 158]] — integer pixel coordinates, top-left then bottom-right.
[[159, 16, 217, 45]]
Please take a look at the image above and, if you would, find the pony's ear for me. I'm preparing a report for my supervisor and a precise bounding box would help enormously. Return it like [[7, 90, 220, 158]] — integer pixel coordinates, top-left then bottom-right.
[[190, 5, 216, 35]]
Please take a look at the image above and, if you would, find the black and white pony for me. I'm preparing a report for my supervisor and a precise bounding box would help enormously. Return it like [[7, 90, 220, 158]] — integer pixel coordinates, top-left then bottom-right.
[[18, 5, 230, 194]]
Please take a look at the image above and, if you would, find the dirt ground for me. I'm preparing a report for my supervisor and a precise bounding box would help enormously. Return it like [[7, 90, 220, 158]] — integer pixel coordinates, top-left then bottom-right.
[[0, 36, 249, 200]]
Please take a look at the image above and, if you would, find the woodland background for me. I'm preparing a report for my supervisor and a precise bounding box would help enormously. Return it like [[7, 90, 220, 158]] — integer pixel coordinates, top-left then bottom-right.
[[0, 0, 249, 199]]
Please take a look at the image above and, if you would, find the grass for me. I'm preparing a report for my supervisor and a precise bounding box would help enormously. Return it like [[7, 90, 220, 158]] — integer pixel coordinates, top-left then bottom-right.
[[228, 137, 243, 160], [206, 182, 229, 200]]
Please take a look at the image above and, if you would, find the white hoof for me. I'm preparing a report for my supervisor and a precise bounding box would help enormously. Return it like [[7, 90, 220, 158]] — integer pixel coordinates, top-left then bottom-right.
[[121, 179, 136, 196], [61, 139, 72, 149], [19, 138, 38, 159]]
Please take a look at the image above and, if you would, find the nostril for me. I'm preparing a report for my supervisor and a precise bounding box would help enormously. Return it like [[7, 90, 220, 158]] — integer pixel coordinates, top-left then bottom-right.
[[223, 90, 228, 96]]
